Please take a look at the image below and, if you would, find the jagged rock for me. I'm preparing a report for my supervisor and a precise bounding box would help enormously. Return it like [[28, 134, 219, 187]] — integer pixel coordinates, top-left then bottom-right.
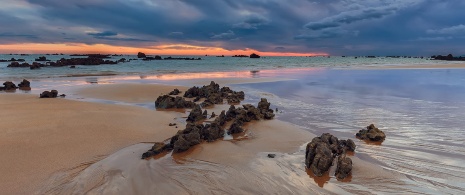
[[186, 105, 206, 123], [305, 138, 334, 176], [210, 112, 216, 118], [214, 111, 227, 126], [183, 81, 244, 106], [18, 79, 30, 88], [305, 133, 356, 177], [40, 90, 58, 98], [3, 81, 17, 90], [155, 95, 195, 109], [137, 52, 146, 58], [335, 153, 352, 180], [141, 142, 167, 159], [200, 99, 214, 108], [169, 88, 181, 95], [258, 98, 275, 119], [228, 119, 244, 134], [170, 123, 203, 153], [200, 122, 224, 142], [356, 124, 386, 141]]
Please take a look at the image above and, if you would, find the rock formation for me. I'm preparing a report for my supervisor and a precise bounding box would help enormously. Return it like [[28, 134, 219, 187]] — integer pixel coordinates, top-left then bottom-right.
[[137, 52, 146, 58], [155, 95, 196, 109], [40, 90, 58, 98], [356, 124, 386, 141], [305, 133, 355, 179]]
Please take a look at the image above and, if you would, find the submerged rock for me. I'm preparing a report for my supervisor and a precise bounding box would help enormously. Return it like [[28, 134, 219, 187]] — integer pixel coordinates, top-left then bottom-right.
[[356, 124, 386, 141]]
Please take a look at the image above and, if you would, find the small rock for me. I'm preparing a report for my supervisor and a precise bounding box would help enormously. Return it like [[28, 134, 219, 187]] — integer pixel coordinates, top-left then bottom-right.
[[169, 123, 177, 126], [267, 154, 276, 158]]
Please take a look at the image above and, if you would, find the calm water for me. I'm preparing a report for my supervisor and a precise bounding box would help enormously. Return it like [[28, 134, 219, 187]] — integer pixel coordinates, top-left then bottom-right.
[[0, 54, 460, 80], [237, 69, 465, 194]]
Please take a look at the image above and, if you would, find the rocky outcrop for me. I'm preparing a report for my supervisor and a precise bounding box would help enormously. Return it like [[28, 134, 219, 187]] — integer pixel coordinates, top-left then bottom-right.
[[356, 124, 386, 142], [143, 98, 276, 159], [335, 153, 352, 180], [2, 81, 17, 90], [40, 90, 58, 98], [137, 52, 146, 58], [155, 95, 195, 109], [35, 56, 50, 61], [250, 53, 261, 58], [186, 105, 206, 123], [305, 133, 355, 179], [18, 79, 30, 89], [168, 88, 181, 95], [183, 81, 245, 106]]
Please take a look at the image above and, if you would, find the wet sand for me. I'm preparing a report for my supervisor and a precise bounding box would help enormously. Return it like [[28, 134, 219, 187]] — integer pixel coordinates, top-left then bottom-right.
[[0, 93, 181, 194]]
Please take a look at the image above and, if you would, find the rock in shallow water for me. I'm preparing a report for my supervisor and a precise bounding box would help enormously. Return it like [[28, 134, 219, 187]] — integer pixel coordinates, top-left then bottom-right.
[[356, 124, 386, 141], [305, 133, 355, 179], [335, 154, 352, 180]]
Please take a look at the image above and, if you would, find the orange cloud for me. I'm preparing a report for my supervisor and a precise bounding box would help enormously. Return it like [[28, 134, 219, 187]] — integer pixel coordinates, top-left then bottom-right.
[[0, 43, 328, 56]]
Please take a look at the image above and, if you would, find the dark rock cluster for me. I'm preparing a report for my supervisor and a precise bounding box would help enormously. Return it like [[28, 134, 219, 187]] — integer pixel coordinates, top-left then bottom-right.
[[250, 53, 261, 58], [431, 54, 465, 61], [142, 98, 275, 159], [40, 90, 58, 98], [7, 57, 122, 68], [155, 95, 196, 109], [183, 81, 245, 107], [168, 88, 181, 95], [0, 79, 31, 91], [305, 133, 355, 179], [356, 124, 386, 142]]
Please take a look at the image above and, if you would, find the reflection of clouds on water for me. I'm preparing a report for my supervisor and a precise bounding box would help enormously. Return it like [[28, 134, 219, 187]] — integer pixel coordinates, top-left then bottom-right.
[[237, 69, 465, 194]]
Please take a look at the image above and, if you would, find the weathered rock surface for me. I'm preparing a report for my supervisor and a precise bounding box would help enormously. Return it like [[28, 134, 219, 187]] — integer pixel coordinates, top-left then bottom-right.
[[186, 105, 206, 123], [335, 153, 353, 180], [168, 88, 181, 95], [305, 133, 355, 179], [356, 124, 386, 141], [2, 81, 17, 90], [18, 79, 30, 89], [183, 81, 245, 106], [155, 95, 195, 109], [40, 90, 58, 98]]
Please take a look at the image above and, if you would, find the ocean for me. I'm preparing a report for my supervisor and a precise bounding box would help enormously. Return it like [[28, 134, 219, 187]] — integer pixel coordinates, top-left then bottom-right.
[[0, 54, 460, 80]]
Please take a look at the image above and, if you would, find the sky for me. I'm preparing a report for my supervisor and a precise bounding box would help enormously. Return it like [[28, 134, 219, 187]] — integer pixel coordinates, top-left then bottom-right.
[[1, 0, 465, 56]]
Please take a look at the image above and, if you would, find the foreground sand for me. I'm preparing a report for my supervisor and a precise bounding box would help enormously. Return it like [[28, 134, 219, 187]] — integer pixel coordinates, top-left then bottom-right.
[[0, 93, 181, 195]]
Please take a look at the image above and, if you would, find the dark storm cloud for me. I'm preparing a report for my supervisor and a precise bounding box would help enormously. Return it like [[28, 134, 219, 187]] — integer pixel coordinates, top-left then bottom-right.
[[1, 0, 465, 55]]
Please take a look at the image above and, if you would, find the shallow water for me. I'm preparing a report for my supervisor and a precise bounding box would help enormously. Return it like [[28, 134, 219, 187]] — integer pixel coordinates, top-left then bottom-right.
[[237, 68, 465, 194]]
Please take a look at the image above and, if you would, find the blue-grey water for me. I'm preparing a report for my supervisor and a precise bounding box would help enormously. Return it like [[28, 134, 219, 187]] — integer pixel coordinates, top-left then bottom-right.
[[2, 55, 465, 194], [0, 54, 461, 80]]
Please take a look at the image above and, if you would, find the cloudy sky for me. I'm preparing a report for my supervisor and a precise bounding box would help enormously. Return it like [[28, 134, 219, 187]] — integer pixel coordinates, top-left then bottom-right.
[[1, 0, 465, 55]]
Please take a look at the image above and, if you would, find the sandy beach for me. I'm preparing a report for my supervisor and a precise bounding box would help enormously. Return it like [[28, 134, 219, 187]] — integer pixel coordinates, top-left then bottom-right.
[[0, 89, 182, 194]]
